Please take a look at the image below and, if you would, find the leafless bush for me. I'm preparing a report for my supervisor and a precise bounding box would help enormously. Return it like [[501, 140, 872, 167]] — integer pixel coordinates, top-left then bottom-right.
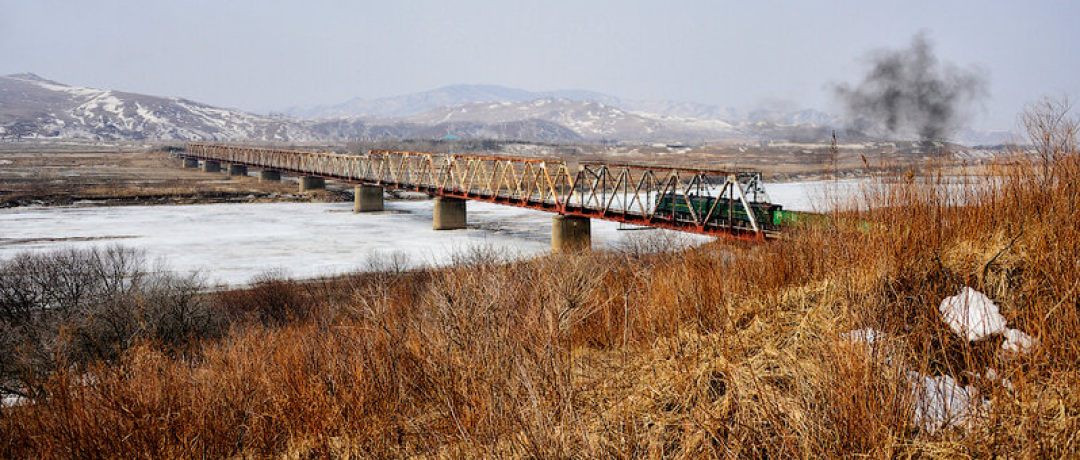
[[214, 269, 316, 326], [1021, 96, 1078, 181], [0, 246, 220, 398], [612, 229, 697, 260]]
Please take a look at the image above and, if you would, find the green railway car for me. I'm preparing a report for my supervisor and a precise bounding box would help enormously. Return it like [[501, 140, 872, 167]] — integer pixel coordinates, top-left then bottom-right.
[[655, 193, 783, 229], [771, 208, 811, 226]]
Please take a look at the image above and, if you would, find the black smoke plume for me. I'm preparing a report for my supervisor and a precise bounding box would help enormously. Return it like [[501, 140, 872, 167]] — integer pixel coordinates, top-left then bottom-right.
[[834, 32, 988, 141]]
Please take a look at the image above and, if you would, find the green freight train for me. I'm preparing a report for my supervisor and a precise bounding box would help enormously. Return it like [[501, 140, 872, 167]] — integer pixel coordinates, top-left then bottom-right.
[[654, 193, 813, 230]]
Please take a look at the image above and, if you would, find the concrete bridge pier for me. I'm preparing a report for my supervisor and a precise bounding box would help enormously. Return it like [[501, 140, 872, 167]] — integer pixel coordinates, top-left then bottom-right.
[[228, 164, 248, 177], [552, 215, 591, 253], [259, 170, 281, 182], [182, 158, 200, 169], [354, 185, 384, 212], [202, 160, 221, 173], [433, 197, 467, 230], [299, 176, 325, 192]]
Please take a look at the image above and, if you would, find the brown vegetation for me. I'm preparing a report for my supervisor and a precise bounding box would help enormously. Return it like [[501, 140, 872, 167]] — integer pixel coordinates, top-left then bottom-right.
[[1, 101, 1077, 459], [0, 147, 345, 208]]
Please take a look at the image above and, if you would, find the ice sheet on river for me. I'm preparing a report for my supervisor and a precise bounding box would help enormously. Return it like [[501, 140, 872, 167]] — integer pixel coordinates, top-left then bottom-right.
[[0, 178, 840, 286], [0, 201, 709, 286]]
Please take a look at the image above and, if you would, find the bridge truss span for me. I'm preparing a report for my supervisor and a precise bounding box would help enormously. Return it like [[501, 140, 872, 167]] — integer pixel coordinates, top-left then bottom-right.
[[182, 142, 776, 240]]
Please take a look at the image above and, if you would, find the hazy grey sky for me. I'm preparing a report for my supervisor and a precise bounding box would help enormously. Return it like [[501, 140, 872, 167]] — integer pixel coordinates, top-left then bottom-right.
[[1, 0, 1077, 129]]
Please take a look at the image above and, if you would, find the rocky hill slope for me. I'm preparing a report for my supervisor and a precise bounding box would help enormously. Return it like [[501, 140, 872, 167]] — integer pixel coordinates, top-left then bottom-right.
[[0, 74, 311, 141]]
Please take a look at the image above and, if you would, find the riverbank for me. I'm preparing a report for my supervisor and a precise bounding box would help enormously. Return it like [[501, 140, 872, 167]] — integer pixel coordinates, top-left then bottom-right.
[[0, 148, 351, 209]]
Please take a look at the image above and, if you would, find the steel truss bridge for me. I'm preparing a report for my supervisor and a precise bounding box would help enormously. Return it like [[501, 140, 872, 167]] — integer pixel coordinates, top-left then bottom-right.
[[181, 143, 777, 240]]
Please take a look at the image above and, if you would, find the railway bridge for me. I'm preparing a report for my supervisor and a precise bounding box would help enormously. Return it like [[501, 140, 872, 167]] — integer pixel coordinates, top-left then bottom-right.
[[177, 143, 778, 252]]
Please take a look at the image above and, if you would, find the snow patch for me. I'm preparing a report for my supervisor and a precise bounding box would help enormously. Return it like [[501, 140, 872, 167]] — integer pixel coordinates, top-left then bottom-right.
[[908, 371, 986, 433], [2, 394, 28, 407], [841, 328, 886, 345], [135, 103, 166, 125], [939, 287, 1007, 341], [938, 287, 1037, 353], [1001, 328, 1036, 353], [31, 80, 108, 98]]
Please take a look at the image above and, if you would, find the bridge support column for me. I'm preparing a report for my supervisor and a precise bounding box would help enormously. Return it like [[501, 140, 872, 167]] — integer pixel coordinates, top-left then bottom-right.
[[202, 161, 221, 173], [433, 197, 466, 230], [182, 158, 199, 169], [228, 164, 248, 177], [552, 215, 591, 253], [258, 170, 281, 182], [299, 176, 325, 192], [354, 185, 384, 212]]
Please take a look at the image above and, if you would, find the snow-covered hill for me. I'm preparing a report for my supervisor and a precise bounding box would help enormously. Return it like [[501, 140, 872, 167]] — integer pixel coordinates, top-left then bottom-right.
[[0, 73, 313, 141], [402, 98, 739, 142], [286, 84, 618, 119]]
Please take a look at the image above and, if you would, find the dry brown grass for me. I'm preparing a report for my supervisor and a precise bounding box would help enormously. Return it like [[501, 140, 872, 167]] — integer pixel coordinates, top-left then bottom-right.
[[0, 150, 344, 208], [2, 103, 1078, 459]]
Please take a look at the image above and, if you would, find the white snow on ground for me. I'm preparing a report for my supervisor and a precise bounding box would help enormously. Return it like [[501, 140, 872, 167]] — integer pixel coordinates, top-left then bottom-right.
[[938, 287, 1008, 342], [908, 371, 986, 434], [907, 286, 1039, 431], [841, 327, 990, 433], [1, 395, 28, 407], [30, 79, 108, 98], [0, 200, 710, 287], [1001, 328, 1036, 353], [135, 102, 166, 125]]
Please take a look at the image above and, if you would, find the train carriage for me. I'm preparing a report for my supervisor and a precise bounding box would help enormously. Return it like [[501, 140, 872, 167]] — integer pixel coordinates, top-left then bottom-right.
[[654, 193, 785, 231]]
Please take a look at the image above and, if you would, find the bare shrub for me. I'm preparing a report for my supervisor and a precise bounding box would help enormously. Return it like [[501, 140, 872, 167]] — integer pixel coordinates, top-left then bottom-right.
[[0, 246, 220, 398], [214, 269, 316, 326]]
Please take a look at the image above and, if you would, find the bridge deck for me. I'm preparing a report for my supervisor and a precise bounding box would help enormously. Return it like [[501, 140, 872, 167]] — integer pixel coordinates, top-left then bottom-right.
[[181, 143, 775, 240]]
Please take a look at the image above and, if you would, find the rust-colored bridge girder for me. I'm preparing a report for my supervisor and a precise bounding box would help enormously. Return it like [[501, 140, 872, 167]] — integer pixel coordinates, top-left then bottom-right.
[[181, 142, 775, 240]]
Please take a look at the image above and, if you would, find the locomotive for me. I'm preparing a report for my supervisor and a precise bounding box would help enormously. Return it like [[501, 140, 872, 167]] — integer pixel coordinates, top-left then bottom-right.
[[654, 192, 805, 231]]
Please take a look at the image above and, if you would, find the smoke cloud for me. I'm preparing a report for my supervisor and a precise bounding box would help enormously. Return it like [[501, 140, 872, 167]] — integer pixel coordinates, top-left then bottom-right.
[[834, 32, 988, 141]]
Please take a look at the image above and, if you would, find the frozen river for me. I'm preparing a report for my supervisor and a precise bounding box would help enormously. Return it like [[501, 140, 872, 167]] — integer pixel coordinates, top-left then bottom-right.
[[0, 181, 833, 286]]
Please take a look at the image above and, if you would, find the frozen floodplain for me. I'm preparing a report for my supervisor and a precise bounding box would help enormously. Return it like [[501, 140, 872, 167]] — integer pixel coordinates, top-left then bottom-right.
[[0, 200, 710, 286], [0, 179, 835, 286]]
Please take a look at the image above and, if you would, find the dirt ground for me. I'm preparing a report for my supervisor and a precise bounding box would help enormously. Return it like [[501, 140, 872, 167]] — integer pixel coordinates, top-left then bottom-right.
[[0, 142, 348, 208]]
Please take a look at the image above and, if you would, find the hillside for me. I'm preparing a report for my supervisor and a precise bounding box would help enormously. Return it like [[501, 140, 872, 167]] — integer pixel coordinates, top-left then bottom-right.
[[286, 83, 847, 125], [286, 84, 619, 119], [0, 74, 312, 141], [401, 98, 739, 142], [308, 117, 584, 142]]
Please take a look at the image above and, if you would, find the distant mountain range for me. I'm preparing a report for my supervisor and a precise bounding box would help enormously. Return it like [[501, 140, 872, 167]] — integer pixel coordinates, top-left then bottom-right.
[[284, 83, 837, 126], [0, 74, 1010, 145], [284, 84, 611, 119]]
